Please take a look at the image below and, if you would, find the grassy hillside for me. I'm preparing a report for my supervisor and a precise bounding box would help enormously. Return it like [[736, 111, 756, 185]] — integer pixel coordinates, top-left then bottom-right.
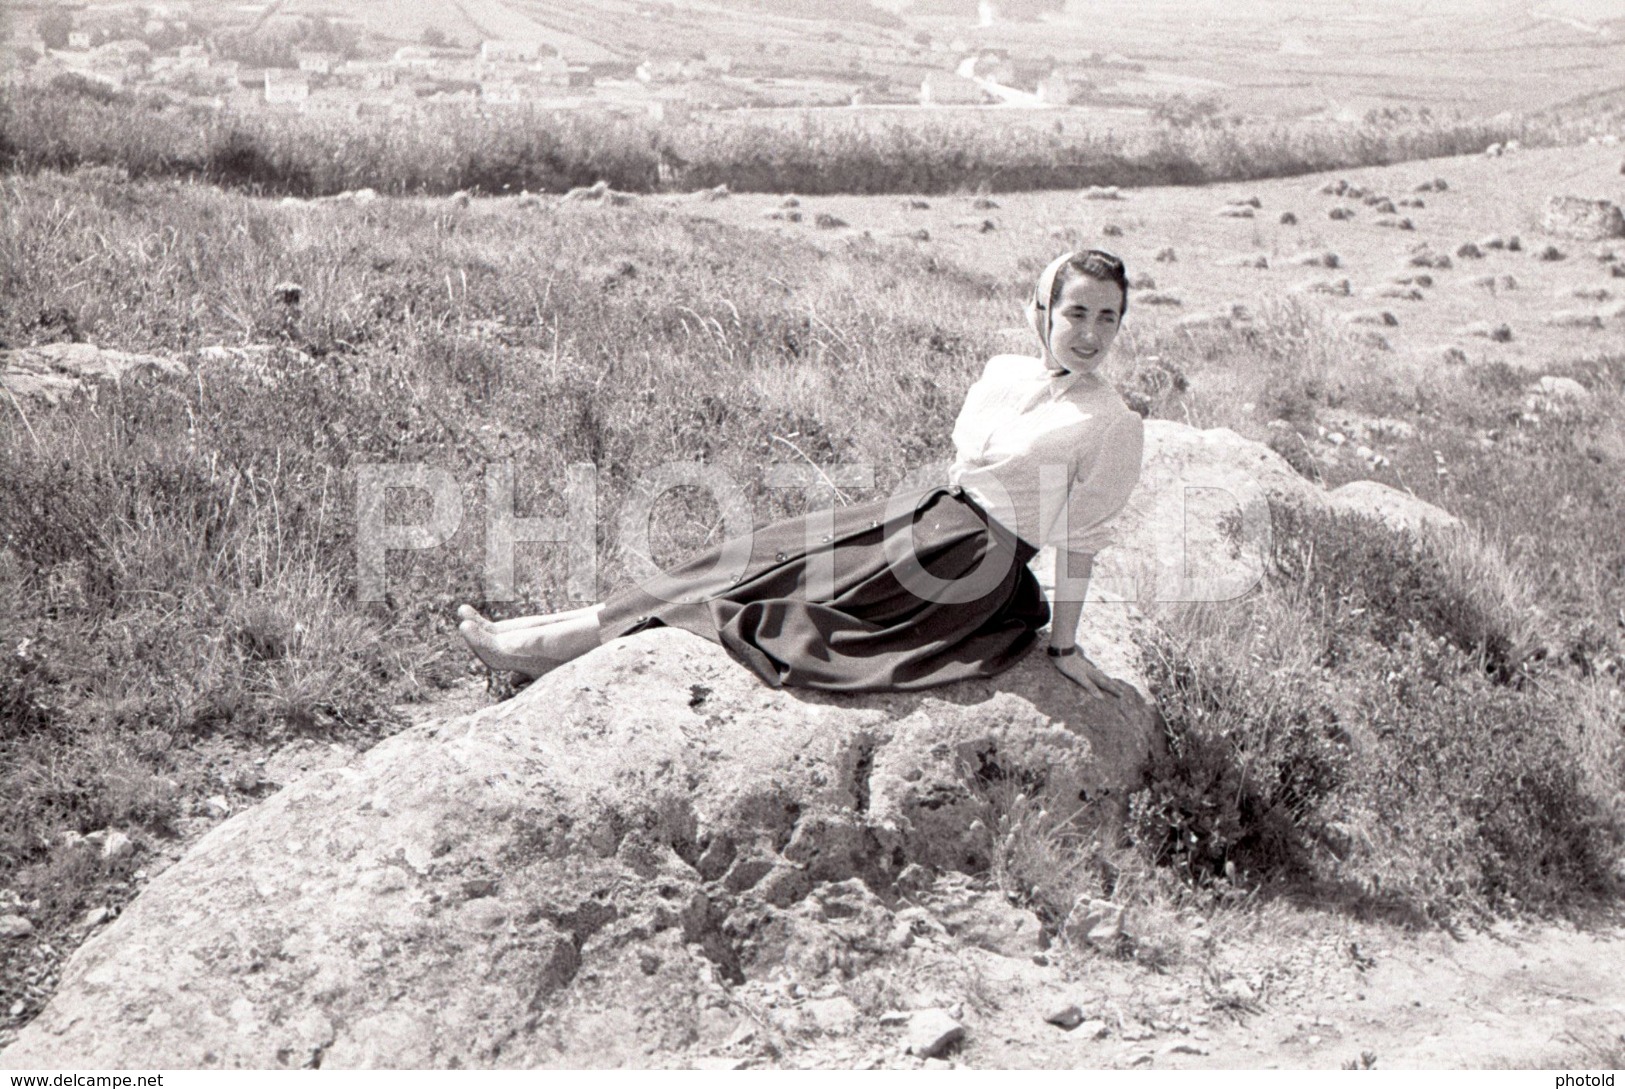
[[1, 166, 1622, 1024]]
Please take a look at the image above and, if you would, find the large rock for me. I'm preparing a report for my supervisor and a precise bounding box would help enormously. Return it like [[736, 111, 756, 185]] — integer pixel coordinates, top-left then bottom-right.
[[1093, 420, 1457, 605], [1541, 196, 1625, 241], [1093, 421, 1315, 606], [1325, 479, 1461, 534], [1, 626, 1160, 1069], [0, 343, 186, 405]]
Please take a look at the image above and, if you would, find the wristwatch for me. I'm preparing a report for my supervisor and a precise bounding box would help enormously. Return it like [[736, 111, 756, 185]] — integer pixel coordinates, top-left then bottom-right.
[[1046, 645, 1078, 658]]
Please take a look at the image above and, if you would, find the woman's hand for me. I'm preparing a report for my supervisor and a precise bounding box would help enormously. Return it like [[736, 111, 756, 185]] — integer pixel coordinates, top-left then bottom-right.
[[1051, 649, 1132, 700]]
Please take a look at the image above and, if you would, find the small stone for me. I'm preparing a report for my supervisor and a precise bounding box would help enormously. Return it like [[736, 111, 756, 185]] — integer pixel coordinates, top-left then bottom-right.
[[1076, 1019, 1110, 1040], [1165, 1042, 1210, 1056], [205, 795, 231, 819], [462, 877, 498, 899], [805, 996, 860, 1036], [101, 831, 134, 864], [1045, 1004, 1085, 1030], [0, 915, 33, 938], [1219, 978, 1257, 1004], [1535, 375, 1589, 401], [1130, 1052, 1154, 1066], [906, 1009, 964, 1058], [8, 1001, 24, 1018], [1307, 1034, 1323, 1046], [922, 1058, 953, 1070], [1067, 898, 1125, 945], [82, 907, 111, 929], [879, 1010, 910, 1027]]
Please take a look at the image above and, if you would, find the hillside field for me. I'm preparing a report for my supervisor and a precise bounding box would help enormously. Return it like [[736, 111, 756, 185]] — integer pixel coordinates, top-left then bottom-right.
[[2, 141, 1625, 1066]]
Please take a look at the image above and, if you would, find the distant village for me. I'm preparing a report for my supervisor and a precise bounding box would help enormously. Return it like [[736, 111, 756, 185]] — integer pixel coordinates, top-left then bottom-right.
[[1, 1, 1161, 122]]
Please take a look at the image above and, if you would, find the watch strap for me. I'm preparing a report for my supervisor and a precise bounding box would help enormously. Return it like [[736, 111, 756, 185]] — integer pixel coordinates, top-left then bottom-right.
[[1046, 645, 1078, 658]]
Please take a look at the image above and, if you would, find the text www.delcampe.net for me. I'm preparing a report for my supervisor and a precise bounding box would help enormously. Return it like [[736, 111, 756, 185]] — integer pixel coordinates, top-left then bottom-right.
[[10, 1077, 164, 1087]]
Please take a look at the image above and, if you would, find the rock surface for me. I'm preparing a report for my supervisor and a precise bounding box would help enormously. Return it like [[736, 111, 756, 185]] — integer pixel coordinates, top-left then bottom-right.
[[1, 624, 1159, 1069], [1541, 195, 1624, 241], [905, 1009, 965, 1058], [0, 343, 187, 405], [1091, 421, 1458, 606]]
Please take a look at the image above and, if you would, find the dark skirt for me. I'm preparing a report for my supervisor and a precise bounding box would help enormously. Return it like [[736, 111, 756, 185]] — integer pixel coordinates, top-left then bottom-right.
[[596, 483, 1049, 692]]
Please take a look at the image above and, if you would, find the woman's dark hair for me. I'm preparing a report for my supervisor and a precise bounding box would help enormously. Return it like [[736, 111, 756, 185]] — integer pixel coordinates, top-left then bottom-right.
[[1049, 249, 1129, 317]]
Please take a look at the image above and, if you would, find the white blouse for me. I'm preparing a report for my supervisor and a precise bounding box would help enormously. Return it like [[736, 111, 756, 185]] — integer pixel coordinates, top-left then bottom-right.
[[948, 354, 1144, 555]]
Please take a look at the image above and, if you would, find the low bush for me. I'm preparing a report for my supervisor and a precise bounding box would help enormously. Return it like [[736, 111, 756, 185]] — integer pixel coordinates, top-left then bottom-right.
[[1130, 500, 1621, 922]]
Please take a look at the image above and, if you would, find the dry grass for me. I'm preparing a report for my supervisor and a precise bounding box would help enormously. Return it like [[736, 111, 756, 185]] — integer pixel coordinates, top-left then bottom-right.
[[0, 83, 1586, 198], [1, 165, 1622, 1025]]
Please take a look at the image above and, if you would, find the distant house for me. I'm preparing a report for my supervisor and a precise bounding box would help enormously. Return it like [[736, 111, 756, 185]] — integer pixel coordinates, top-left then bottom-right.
[[533, 54, 568, 83], [920, 72, 987, 106], [566, 66, 594, 88], [337, 60, 395, 90], [480, 40, 541, 63], [176, 43, 208, 68], [1036, 74, 1075, 105], [635, 57, 684, 83], [69, 31, 93, 50], [297, 52, 336, 75], [264, 69, 309, 104], [392, 45, 436, 69]]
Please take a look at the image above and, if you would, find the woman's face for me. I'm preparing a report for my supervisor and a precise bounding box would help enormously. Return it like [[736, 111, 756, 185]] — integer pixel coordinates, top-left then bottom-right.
[[1045, 274, 1123, 376]]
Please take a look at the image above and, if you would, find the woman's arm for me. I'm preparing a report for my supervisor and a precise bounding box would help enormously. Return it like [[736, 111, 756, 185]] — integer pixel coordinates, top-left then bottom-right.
[[1047, 549, 1131, 699], [1049, 550, 1092, 649]]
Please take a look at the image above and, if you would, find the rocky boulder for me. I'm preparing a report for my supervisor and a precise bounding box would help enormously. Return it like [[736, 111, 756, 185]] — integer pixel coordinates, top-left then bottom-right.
[[1541, 196, 1625, 241], [0, 622, 1160, 1069], [0, 343, 187, 405], [1094, 420, 1458, 605]]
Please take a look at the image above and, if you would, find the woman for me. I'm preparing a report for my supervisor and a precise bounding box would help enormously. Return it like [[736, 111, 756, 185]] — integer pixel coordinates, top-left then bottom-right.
[[457, 250, 1144, 699]]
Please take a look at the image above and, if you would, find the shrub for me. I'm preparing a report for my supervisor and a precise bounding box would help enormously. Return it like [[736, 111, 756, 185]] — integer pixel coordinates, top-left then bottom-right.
[[1131, 500, 1620, 920]]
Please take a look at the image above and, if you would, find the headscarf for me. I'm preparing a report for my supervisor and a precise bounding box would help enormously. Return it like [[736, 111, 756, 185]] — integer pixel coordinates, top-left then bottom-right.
[[1026, 251, 1075, 377]]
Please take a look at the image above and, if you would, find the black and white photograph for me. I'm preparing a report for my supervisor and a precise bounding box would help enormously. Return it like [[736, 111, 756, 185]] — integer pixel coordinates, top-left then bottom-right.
[[1, 0, 1624, 1073]]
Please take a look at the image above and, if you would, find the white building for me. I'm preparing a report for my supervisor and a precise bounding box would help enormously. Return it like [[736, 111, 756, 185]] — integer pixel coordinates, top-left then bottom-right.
[[264, 69, 310, 104], [392, 45, 436, 69], [297, 52, 336, 75], [480, 40, 541, 63]]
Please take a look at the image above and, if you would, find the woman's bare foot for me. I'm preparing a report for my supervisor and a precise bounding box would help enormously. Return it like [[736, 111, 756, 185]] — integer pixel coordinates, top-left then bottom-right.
[[456, 603, 601, 633], [457, 609, 605, 679], [458, 620, 565, 678]]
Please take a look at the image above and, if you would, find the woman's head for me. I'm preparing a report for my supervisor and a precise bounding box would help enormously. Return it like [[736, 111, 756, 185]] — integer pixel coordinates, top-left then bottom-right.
[[1029, 249, 1129, 377]]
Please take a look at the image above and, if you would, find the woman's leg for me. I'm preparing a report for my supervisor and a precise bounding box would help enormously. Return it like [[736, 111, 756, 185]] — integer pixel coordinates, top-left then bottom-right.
[[458, 606, 605, 678], [456, 603, 601, 632]]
